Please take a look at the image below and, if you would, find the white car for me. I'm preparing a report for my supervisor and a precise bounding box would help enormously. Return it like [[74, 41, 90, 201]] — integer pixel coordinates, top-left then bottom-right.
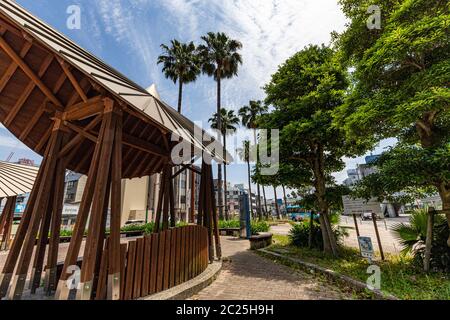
[[362, 212, 374, 221]]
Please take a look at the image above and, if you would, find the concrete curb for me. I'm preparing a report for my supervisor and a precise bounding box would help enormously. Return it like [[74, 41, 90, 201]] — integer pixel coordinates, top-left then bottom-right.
[[141, 260, 222, 300], [258, 249, 398, 300]]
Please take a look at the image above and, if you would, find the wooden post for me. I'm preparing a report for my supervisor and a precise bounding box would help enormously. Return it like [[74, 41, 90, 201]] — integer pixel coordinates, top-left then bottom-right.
[[43, 155, 67, 294], [0, 154, 46, 298], [190, 170, 195, 223], [424, 207, 435, 273], [78, 107, 116, 300], [55, 108, 109, 300], [8, 125, 64, 300], [0, 196, 16, 251], [108, 111, 122, 300], [169, 173, 176, 228], [210, 165, 222, 259], [353, 214, 360, 237], [371, 212, 385, 261]]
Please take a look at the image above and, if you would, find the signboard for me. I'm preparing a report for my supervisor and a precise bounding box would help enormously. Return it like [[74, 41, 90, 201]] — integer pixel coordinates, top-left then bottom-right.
[[62, 204, 80, 216], [342, 196, 382, 217], [358, 236, 374, 259]]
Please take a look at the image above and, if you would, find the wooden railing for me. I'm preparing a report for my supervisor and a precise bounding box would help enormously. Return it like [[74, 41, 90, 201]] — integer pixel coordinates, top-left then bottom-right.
[[92, 225, 209, 300]]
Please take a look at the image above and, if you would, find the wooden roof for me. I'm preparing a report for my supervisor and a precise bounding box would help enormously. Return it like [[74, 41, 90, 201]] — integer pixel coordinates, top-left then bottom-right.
[[0, 0, 229, 179], [0, 161, 38, 197]]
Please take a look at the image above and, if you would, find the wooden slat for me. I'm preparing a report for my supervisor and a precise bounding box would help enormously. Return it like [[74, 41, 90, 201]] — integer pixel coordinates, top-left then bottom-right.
[[156, 231, 166, 293], [169, 228, 176, 288], [174, 227, 182, 286], [132, 237, 144, 299], [180, 226, 186, 283], [0, 35, 63, 108], [141, 235, 152, 297], [124, 240, 136, 300], [119, 243, 127, 300], [19, 101, 46, 141], [95, 243, 109, 300], [149, 233, 159, 294], [163, 229, 171, 290]]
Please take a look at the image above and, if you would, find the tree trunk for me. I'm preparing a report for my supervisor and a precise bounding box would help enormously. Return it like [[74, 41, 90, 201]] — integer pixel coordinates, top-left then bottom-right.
[[216, 76, 224, 220], [253, 130, 263, 220], [223, 134, 229, 220], [416, 114, 450, 247], [247, 160, 254, 219], [273, 186, 281, 220], [262, 186, 269, 219], [437, 184, 450, 247], [177, 80, 183, 114], [312, 144, 338, 256], [282, 185, 288, 218]]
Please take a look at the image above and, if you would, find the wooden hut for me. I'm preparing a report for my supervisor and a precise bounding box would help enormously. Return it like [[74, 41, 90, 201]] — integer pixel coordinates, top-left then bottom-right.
[[0, 0, 226, 300]]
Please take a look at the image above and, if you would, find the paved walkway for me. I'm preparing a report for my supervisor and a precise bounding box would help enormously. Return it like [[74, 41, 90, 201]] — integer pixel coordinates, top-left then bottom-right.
[[191, 236, 353, 300]]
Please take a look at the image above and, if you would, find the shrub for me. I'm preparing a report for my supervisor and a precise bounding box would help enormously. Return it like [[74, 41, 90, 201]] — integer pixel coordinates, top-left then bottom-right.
[[392, 209, 450, 272], [219, 219, 240, 229], [251, 220, 270, 235], [288, 218, 347, 250]]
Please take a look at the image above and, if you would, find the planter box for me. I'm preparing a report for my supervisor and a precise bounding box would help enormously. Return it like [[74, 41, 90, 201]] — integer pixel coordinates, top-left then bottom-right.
[[249, 232, 273, 250]]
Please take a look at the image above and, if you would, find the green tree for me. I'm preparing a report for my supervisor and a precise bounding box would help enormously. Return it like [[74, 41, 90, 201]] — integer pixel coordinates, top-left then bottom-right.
[[209, 108, 240, 220], [157, 40, 200, 113], [239, 100, 269, 220], [260, 45, 360, 256], [334, 0, 450, 244], [198, 32, 243, 220]]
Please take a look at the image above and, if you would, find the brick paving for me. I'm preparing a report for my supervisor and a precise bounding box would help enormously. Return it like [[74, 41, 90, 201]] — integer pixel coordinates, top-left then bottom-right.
[[191, 236, 353, 300]]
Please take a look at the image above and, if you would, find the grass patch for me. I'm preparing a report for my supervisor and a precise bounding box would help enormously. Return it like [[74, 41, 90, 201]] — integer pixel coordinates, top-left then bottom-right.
[[267, 235, 450, 300]]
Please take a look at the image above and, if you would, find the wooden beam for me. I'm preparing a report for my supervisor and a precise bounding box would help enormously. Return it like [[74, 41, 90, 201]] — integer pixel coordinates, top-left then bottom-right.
[[64, 121, 97, 143], [62, 96, 104, 121], [123, 133, 169, 158], [58, 114, 102, 158], [57, 58, 88, 103], [0, 35, 63, 108], [0, 41, 32, 93]]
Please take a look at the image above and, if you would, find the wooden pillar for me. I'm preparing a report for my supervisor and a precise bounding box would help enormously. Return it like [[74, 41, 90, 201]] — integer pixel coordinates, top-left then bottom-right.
[[190, 170, 195, 223], [55, 106, 109, 300], [7, 122, 65, 300], [169, 176, 176, 228], [0, 154, 46, 298], [0, 196, 16, 251], [162, 166, 170, 231], [209, 165, 222, 260], [108, 110, 122, 300], [78, 103, 116, 300], [43, 155, 67, 294]]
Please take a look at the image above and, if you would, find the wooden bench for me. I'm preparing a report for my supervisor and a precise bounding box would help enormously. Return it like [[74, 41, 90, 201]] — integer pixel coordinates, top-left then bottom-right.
[[249, 232, 273, 250]]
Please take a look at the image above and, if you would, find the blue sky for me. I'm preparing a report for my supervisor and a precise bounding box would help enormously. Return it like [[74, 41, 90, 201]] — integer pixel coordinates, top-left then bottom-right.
[[1, 0, 394, 198]]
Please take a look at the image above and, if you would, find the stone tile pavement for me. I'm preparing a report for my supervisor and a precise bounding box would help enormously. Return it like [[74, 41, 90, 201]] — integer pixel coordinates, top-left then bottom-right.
[[191, 237, 353, 300]]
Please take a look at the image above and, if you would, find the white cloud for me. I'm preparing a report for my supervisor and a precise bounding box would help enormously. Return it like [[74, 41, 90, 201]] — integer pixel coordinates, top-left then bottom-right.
[[0, 135, 30, 151], [156, 0, 348, 109]]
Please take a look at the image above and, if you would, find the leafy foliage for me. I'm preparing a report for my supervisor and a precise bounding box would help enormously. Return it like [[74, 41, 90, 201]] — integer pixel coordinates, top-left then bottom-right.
[[251, 220, 270, 235], [391, 210, 450, 272], [288, 216, 347, 250]]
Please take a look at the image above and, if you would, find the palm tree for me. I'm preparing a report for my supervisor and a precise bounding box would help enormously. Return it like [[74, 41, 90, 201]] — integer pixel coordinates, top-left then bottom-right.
[[209, 108, 240, 220], [239, 100, 268, 220], [237, 140, 254, 218], [198, 32, 243, 220], [273, 185, 281, 220], [157, 40, 200, 113]]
